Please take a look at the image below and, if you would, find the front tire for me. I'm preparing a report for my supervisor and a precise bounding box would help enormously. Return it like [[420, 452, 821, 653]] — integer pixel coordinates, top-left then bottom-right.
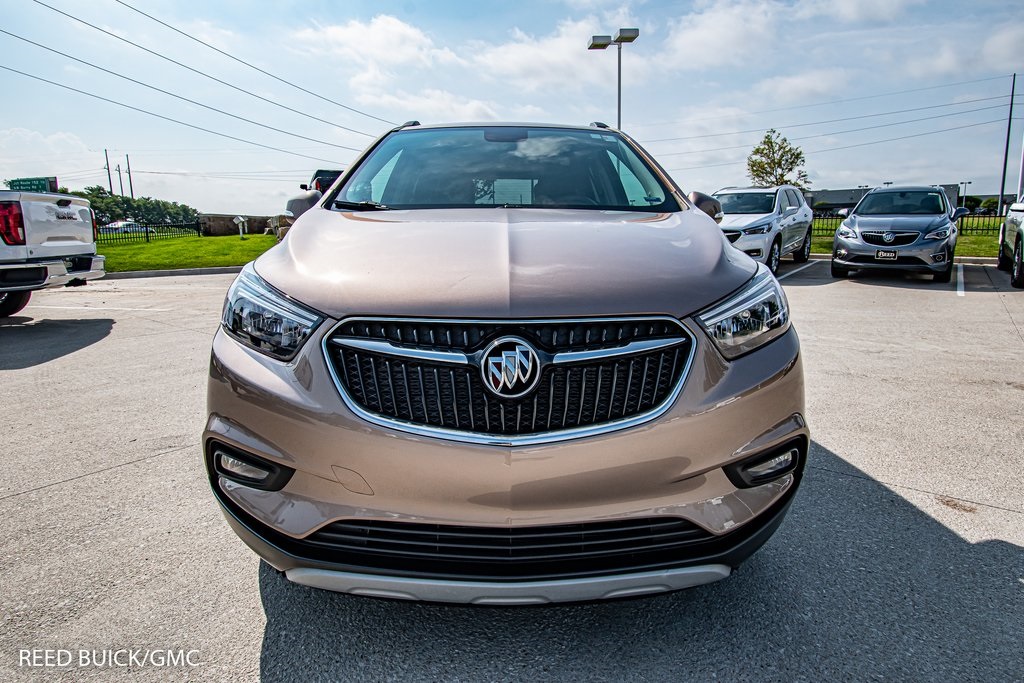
[[1012, 240, 1024, 289], [793, 229, 812, 263], [933, 250, 954, 283], [997, 227, 1013, 271], [0, 291, 31, 318], [767, 238, 781, 274], [830, 260, 849, 278]]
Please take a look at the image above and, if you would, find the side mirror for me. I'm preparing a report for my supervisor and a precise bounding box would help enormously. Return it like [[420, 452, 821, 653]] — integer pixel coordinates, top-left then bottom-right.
[[837, 208, 850, 218], [299, 184, 309, 191], [783, 206, 798, 217], [1009, 203, 1024, 212], [951, 207, 970, 221], [687, 191, 723, 223]]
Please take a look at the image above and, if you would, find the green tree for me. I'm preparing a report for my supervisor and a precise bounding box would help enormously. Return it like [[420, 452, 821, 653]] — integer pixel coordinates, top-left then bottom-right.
[[746, 129, 810, 189], [68, 185, 199, 225], [963, 195, 982, 211], [980, 197, 999, 213]]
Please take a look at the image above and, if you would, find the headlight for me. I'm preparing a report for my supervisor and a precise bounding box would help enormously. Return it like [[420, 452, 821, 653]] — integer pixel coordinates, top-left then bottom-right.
[[924, 226, 951, 240], [836, 223, 857, 239], [221, 263, 322, 360], [742, 222, 772, 235], [697, 263, 791, 359]]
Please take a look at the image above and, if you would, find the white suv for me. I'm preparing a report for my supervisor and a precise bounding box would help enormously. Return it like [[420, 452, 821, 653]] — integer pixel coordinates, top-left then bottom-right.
[[713, 186, 814, 273]]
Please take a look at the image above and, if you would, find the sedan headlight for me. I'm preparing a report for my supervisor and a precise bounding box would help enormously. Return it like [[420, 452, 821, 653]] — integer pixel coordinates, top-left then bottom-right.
[[742, 222, 772, 235], [924, 225, 951, 240], [697, 263, 790, 359], [222, 263, 322, 360]]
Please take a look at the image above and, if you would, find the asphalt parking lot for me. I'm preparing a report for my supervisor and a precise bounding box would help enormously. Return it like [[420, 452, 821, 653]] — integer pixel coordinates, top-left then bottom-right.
[[1, 260, 1022, 682]]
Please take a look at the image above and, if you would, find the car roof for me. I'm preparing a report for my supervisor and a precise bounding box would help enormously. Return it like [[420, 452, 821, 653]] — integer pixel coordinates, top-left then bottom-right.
[[865, 185, 944, 194], [714, 186, 790, 194], [394, 122, 617, 132]]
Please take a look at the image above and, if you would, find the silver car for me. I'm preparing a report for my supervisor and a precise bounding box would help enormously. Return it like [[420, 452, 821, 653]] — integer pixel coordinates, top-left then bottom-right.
[[831, 186, 969, 282], [997, 201, 1024, 288], [713, 186, 814, 274]]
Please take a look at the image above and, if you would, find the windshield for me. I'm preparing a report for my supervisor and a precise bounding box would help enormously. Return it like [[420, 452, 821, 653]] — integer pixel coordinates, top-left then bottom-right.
[[855, 190, 946, 215], [333, 127, 677, 211], [715, 192, 775, 214]]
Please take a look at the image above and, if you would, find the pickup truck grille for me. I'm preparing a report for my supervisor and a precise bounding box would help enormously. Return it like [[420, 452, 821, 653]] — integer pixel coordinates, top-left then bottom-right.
[[324, 318, 693, 444]]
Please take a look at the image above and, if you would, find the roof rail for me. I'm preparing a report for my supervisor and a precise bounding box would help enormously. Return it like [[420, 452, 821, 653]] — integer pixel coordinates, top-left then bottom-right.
[[589, 121, 610, 129], [392, 120, 421, 132]]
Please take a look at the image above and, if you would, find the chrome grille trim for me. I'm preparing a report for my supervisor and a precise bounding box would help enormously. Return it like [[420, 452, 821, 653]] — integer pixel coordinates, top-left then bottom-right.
[[322, 316, 696, 446], [860, 231, 919, 246]]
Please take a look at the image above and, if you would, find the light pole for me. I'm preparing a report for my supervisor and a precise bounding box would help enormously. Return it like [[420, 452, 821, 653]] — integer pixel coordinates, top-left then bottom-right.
[[588, 28, 639, 130], [882, 181, 893, 187], [959, 180, 972, 207]]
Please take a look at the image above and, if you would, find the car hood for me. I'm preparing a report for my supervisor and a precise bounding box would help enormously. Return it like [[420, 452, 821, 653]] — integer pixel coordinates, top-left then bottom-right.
[[717, 213, 774, 229], [254, 207, 756, 320], [849, 214, 949, 232]]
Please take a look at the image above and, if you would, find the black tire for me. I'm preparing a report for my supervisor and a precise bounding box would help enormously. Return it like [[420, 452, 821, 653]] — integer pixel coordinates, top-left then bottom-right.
[[767, 238, 781, 274], [830, 260, 849, 278], [1012, 239, 1024, 289], [997, 227, 1013, 271], [793, 229, 812, 263], [933, 250, 954, 283], [0, 291, 31, 318]]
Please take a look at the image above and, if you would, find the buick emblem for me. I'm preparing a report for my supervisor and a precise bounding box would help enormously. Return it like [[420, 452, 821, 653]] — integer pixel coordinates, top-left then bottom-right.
[[480, 337, 541, 398], [882, 232, 895, 243]]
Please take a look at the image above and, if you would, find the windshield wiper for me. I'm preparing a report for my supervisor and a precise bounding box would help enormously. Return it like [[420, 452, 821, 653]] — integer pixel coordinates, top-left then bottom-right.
[[333, 200, 389, 211]]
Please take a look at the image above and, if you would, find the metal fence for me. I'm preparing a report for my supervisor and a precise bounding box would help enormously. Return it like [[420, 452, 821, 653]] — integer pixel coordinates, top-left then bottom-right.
[[811, 213, 1001, 237], [96, 221, 201, 245]]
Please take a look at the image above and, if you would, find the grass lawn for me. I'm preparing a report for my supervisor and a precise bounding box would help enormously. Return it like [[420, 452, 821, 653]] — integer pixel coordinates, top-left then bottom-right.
[[98, 235, 278, 272], [809, 232, 998, 257]]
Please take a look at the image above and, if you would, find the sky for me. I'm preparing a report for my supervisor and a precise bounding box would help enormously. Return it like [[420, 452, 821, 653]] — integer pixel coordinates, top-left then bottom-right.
[[1, 0, 1022, 217]]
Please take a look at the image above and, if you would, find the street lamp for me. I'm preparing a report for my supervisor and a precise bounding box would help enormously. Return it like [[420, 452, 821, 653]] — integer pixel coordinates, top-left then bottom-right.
[[587, 28, 639, 130], [882, 181, 893, 187], [959, 180, 972, 207]]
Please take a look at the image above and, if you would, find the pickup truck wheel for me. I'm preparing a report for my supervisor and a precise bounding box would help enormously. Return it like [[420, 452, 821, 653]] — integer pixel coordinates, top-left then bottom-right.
[[0, 291, 31, 318]]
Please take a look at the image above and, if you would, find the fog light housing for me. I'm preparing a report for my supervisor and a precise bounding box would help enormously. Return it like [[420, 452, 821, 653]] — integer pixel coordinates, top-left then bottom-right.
[[931, 252, 946, 263], [207, 442, 295, 491], [743, 249, 763, 258], [724, 438, 805, 488]]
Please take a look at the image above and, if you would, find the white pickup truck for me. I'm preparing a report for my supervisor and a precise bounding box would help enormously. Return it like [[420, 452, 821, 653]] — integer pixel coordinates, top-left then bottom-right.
[[0, 191, 106, 317]]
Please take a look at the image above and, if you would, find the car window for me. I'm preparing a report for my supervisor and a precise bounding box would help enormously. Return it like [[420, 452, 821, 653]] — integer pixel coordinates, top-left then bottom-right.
[[778, 191, 793, 212], [856, 191, 946, 215], [334, 127, 677, 211], [785, 189, 802, 208], [715, 192, 775, 214]]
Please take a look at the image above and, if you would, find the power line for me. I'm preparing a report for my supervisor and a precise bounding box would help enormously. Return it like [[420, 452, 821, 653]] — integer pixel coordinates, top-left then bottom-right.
[[0, 29, 363, 152], [131, 170, 312, 182], [113, 0, 396, 126], [640, 95, 1010, 144], [665, 119, 1004, 173], [654, 103, 1009, 157], [0, 64, 349, 166], [634, 74, 1012, 129], [30, 0, 379, 138]]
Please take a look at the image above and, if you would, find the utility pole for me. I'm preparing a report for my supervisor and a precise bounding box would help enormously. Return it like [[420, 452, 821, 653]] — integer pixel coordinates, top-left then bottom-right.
[[115, 164, 124, 196], [998, 73, 1016, 215], [104, 148, 113, 193], [125, 154, 135, 199]]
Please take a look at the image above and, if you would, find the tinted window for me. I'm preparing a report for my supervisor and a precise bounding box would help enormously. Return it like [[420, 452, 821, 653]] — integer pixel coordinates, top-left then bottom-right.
[[786, 189, 802, 208], [335, 127, 676, 211], [716, 192, 775, 214], [856, 191, 946, 215]]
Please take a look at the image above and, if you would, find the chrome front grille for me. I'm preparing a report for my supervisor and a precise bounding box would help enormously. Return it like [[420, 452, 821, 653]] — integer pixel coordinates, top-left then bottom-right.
[[323, 317, 694, 445], [861, 231, 919, 246]]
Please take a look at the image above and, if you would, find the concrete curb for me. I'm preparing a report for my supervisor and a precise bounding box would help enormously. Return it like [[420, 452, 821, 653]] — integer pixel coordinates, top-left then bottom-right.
[[103, 266, 244, 280]]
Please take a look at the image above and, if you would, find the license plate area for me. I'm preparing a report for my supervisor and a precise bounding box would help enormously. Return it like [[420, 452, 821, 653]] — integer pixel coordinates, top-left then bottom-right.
[[875, 249, 898, 260]]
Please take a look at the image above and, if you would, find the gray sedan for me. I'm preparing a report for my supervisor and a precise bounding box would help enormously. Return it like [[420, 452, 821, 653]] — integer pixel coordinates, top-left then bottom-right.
[[831, 186, 969, 282]]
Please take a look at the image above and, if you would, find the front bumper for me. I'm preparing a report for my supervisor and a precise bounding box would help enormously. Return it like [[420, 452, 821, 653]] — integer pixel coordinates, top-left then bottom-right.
[[204, 318, 808, 603], [832, 235, 951, 272], [0, 255, 105, 292], [727, 232, 772, 262]]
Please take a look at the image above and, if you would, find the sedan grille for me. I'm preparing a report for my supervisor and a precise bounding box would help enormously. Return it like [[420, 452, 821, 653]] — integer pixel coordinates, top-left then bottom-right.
[[301, 517, 716, 580], [324, 318, 693, 443], [860, 231, 919, 246]]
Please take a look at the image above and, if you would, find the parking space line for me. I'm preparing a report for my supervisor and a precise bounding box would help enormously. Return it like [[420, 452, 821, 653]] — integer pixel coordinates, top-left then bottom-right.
[[27, 305, 172, 312], [777, 261, 821, 281], [956, 265, 964, 297]]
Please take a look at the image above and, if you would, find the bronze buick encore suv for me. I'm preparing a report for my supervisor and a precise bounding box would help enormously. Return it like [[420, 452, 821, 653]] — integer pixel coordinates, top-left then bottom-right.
[[205, 122, 808, 604]]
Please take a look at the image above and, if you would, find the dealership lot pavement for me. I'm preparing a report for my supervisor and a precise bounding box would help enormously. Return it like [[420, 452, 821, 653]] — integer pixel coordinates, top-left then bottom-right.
[[1, 263, 1022, 681]]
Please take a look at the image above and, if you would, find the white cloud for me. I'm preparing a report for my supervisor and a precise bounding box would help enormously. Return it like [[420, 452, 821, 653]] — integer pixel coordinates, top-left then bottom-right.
[[290, 15, 462, 70], [355, 89, 500, 122], [662, 1, 779, 71], [981, 24, 1024, 71], [796, 0, 926, 22], [752, 69, 851, 103]]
